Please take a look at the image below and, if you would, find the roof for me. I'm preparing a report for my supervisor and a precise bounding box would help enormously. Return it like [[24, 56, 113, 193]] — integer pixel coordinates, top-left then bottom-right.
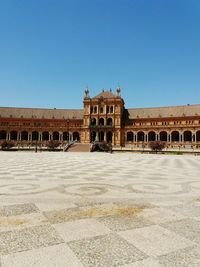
[[0, 104, 200, 120], [93, 90, 117, 99], [0, 107, 83, 120], [127, 104, 200, 119]]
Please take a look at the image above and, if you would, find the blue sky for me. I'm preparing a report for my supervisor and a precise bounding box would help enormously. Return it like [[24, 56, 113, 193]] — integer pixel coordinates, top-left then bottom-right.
[[0, 0, 200, 109]]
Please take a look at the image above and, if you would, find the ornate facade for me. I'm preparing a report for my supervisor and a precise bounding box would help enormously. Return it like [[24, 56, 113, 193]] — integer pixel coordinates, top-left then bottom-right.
[[0, 87, 200, 149]]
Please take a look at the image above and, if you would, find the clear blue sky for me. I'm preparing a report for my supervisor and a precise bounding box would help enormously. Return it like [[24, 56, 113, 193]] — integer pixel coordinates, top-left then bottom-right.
[[0, 0, 200, 109]]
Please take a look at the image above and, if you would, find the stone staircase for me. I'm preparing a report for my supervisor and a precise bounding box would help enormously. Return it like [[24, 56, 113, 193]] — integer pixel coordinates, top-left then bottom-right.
[[67, 143, 90, 152]]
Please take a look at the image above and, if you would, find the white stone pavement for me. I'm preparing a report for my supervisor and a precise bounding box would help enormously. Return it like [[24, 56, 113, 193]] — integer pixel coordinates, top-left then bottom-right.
[[0, 152, 200, 267]]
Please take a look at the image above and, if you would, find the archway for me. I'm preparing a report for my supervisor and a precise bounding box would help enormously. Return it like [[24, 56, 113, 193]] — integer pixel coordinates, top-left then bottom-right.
[[10, 131, 18, 140], [127, 132, 134, 142], [171, 131, 179, 142], [91, 118, 96, 126], [21, 131, 28, 141], [184, 131, 192, 142], [107, 131, 112, 143], [107, 118, 112, 126], [42, 131, 49, 141], [90, 131, 96, 142], [73, 132, 80, 141], [99, 131, 104, 142], [0, 131, 6, 140], [137, 131, 144, 142], [63, 132, 69, 141], [160, 131, 167, 142], [32, 131, 39, 141], [53, 131, 59, 141], [99, 118, 104, 126], [196, 131, 200, 142], [148, 131, 156, 141]]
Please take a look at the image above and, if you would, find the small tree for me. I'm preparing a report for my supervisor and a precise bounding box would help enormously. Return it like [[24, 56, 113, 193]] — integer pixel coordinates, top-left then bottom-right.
[[46, 140, 60, 151], [149, 141, 166, 153], [1, 141, 15, 151]]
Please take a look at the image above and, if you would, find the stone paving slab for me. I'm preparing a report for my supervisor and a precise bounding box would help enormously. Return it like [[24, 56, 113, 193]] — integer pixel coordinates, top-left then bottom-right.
[[0, 152, 200, 266], [68, 233, 147, 267]]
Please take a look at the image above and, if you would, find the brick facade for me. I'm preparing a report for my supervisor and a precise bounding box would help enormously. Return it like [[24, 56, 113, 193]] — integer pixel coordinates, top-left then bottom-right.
[[0, 88, 200, 149]]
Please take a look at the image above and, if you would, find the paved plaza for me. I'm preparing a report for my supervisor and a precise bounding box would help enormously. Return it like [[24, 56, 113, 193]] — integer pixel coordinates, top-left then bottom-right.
[[0, 152, 200, 266]]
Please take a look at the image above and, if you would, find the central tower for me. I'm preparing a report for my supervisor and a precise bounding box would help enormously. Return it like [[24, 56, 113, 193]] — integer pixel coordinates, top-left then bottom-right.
[[82, 87, 124, 146]]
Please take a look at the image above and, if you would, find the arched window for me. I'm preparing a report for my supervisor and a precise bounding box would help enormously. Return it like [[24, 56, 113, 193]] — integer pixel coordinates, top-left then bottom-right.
[[32, 131, 39, 141], [42, 131, 49, 141], [160, 131, 167, 142], [137, 131, 144, 142], [171, 131, 179, 142], [90, 131, 96, 142], [196, 131, 200, 142], [110, 106, 114, 113], [107, 118, 112, 126], [184, 131, 192, 142], [148, 131, 156, 141], [100, 107, 104, 114], [0, 131, 7, 140], [21, 131, 28, 141], [53, 131, 59, 141], [99, 131, 104, 142], [73, 132, 80, 141], [10, 131, 18, 140], [63, 132, 69, 141], [91, 118, 96, 126], [127, 132, 134, 142], [99, 118, 104, 126], [107, 131, 112, 143]]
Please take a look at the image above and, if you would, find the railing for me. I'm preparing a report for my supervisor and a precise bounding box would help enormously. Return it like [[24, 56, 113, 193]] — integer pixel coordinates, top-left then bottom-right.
[[63, 140, 77, 152], [90, 125, 113, 128]]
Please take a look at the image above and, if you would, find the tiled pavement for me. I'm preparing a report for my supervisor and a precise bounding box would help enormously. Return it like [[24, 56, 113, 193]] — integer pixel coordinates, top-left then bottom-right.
[[0, 152, 200, 266]]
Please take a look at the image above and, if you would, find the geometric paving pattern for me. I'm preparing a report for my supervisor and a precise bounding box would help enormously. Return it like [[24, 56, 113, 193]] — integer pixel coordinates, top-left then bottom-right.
[[0, 152, 200, 266]]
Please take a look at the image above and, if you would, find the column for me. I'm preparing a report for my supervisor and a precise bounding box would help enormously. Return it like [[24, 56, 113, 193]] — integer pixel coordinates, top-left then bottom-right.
[[39, 132, 42, 141], [180, 133, 183, 142], [59, 132, 63, 142], [28, 133, 32, 142], [17, 132, 21, 141], [6, 132, 10, 141]]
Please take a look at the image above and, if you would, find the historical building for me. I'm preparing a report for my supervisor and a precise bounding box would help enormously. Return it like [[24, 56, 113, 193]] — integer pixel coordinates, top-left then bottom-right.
[[0, 87, 200, 149]]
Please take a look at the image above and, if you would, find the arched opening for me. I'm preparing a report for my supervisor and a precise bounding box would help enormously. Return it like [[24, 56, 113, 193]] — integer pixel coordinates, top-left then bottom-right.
[[107, 118, 112, 126], [0, 131, 6, 140], [10, 131, 18, 140], [184, 131, 192, 142], [42, 131, 49, 141], [53, 131, 59, 141], [107, 131, 112, 143], [21, 131, 28, 141], [148, 131, 156, 141], [100, 107, 104, 114], [63, 132, 69, 141], [32, 131, 39, 141], [137, 131, 144, 142], [196, 131, 200, 142], [99, 131, 104, 142], [160, 131, 167, 142], [99, 118, 104, 126], [171, 131, 179, 142], [127, 132, 134, 142], [90, 131, 96, 142], [91, 118, 96, 126], [73, 132, 80, 141]]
